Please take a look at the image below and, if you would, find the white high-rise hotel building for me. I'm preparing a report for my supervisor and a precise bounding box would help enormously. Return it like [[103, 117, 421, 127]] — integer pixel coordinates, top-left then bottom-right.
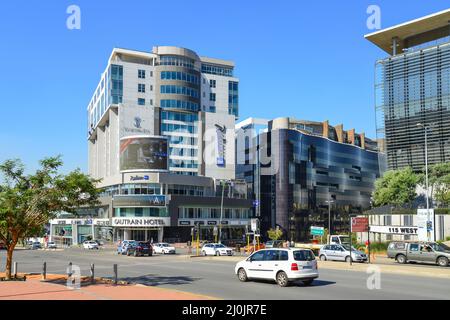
[[49, 46, 253, 245], [87, 46, 239, 179]]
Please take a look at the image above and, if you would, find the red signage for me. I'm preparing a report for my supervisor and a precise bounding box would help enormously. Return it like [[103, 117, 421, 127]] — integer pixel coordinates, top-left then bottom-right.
[[351, 217, 369, 232]]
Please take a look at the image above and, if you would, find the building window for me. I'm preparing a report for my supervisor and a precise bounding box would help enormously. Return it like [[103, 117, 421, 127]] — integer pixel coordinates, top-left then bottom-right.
[[150, 99, 153, 106], [150, 71, 153, 77], [138, 69, 146, 79], [210, 79, 216, 88], [138, 98, 145, 106], [150, 85, 153, 91], [138, 84, 146, 93], [209, 106, 216, 113], [210, 93, 216, 101]]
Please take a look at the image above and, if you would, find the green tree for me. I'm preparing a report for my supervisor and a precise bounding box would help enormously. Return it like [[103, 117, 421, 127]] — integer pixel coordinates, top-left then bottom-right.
[[428, 163, 450, 206], [0, 157, 100, 280], [267, 227, 283, 241], [372, 167, 420, 207]]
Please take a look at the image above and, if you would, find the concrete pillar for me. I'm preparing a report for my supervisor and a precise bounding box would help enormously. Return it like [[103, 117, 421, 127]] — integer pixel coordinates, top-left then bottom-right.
[[158, 228, 164, 242], [72, 224, 78, 245], [145, 230, 148, 242], [124, 229, 131, 241]]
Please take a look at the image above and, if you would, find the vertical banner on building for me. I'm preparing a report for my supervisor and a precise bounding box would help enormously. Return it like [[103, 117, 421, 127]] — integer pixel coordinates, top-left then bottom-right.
[[215, 124, 226, 166], [417, 209, 435, 241]]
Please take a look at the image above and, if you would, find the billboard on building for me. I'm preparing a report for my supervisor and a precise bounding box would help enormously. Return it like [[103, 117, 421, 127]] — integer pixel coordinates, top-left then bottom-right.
[[120, 135, 168, 172], [417, 209, 435, 242]]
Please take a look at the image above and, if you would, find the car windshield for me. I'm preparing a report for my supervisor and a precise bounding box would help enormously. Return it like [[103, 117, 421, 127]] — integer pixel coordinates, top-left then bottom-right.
[[138, 242, 149, 246], [161, 243, 169, 247], [293, 250, 315, 261], [214, 244, 226, 248], [341, 245, 358, 251], [430, 243, 450, 252]]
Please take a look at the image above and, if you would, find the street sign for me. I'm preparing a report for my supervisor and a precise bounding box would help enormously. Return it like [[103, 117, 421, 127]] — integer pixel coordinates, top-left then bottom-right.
[[310, 226, 324, 236], [351, 217, 369, 232], [250, 218, 259, 232], [369, 225, 418, 235]]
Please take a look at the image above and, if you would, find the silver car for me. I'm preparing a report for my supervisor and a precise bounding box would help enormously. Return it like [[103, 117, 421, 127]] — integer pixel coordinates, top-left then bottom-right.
[[319, 244, 367, 263]]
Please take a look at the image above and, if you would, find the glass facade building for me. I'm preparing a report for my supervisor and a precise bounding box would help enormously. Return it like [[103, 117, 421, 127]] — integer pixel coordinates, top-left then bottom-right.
[[237, 118, 385, 242], [368, 10, 450, 171]]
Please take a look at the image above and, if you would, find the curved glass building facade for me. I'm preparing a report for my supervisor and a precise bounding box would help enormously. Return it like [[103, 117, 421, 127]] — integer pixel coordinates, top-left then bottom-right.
[[237, 117, 386, 242]]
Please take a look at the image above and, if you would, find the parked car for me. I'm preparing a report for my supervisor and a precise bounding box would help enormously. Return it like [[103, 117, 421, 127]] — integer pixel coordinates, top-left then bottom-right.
[[117, 240, 137, 255], [387, 241, 450, 267], [83, 240, 99, 250], [127, 242, 152, 257], [235, 248, 318, 287], [46, 241, 57, 249], [265, 240, 285, 248], [30, 241, 42, 250], [94, 240, 104, 246], [153, 242, 176, 254], [202, 243, 233, 256], [319, 244, 367, 263]]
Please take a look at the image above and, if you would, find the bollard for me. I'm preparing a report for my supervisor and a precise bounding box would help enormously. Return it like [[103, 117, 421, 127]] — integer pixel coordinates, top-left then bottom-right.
[[90, 264, 95, 284], [13, 262, 17, 279], [113, 264, 118, 285], [68, 262, 73, 278], [42, 262, 47, 280]]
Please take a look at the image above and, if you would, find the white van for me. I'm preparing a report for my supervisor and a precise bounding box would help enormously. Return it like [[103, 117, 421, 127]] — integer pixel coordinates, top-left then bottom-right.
[[235, 248, 318, 287]]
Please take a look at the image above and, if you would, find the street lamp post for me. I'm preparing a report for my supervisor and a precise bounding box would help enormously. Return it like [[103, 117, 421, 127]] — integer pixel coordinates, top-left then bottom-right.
[[417, 123, 433, 241], [218, 179, 230, 244], [326, 194, 335, 236]]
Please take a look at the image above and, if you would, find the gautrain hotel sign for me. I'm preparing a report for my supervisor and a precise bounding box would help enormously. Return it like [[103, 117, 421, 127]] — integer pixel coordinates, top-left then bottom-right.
[[112, 217, 170, 227], [112, 195, 170, 227]]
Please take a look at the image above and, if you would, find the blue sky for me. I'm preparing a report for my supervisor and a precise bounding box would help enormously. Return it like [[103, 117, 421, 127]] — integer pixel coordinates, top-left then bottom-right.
[[0, 0, 448, 173]]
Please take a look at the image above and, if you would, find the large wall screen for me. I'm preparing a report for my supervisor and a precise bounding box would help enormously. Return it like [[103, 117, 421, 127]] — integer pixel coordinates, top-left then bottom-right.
[[120, 136, 168, 172]]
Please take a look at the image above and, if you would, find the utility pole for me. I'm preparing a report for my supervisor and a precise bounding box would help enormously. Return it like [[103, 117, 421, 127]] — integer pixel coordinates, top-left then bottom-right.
[[218, 180, 228, 244], [417, 123, 433, 241]]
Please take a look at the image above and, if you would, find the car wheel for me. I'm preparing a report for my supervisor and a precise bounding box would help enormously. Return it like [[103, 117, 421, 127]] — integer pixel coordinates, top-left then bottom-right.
[[162, 251, 165, 255], [396, 254, 407, 264], [437, 256, 449, 267], [302, 279, 314, 286], [276, 271, 289, 287], [127, 251, 131, 256], [215, 251, 219, 256], [320, 255, 327, 261], [202, 250, 207, 256], [134, 251, 138, 257], [237, 268, 248, 282], [345, 256, 352, 263]]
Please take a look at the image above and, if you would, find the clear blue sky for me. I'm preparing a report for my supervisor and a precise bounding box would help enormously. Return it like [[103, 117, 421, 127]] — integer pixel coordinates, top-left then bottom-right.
[[0, 0, 448, 173]]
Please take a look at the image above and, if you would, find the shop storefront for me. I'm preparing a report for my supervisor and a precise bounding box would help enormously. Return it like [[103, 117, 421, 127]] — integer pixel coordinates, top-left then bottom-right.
[[49, 218, 112, 245]]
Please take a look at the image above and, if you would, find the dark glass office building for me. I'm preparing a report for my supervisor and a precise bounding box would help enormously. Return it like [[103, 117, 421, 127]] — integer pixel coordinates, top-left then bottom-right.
[[236, 118, 385, 242], [366, 9, 450, 171]]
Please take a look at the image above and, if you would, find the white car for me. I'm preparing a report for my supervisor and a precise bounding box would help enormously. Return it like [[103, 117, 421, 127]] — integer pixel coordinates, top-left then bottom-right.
[[319, 244, 367, 263], [153, 243, 176, 254], [46, 241, 57, 249], [202, 243, 234, 256], [235, 248, 319, 287], [83, 241, 99, 250]]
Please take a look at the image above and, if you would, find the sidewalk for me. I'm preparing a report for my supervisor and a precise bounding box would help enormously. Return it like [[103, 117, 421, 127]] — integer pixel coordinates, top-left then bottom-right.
[[0, 274, 218, 300]]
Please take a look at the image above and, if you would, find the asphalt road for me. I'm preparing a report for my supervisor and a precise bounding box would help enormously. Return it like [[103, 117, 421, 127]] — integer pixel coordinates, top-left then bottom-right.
[[1, 247, 449, 300]]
